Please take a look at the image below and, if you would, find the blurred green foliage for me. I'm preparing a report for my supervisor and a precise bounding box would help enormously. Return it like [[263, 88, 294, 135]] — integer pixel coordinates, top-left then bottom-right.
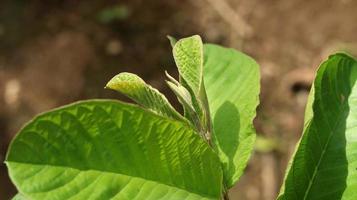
[[97, 5, 130, 24]]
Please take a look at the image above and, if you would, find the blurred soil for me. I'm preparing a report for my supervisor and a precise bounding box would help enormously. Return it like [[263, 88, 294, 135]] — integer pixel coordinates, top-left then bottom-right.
[[1, 0, 357, 199]]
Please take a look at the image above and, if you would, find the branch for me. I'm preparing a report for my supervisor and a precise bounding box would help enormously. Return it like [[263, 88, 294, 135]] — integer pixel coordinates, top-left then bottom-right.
[[204, 0, 253, 38]]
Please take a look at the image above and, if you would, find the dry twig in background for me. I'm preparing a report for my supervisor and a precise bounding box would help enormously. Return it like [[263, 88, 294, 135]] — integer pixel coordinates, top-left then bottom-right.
[[204, 0, 253, 38]]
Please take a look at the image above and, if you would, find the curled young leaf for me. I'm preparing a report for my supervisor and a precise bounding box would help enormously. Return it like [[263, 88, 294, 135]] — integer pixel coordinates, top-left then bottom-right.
[[167, 35, 177, 48], [106, 72, 184, 121], [173, 35, 204, 98], [172, 36, 212, 141], [165, 72, 202, 134]]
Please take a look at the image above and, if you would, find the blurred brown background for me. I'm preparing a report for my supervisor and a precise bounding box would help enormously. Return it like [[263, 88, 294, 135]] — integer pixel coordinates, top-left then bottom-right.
[[1, 0, 357, 199]]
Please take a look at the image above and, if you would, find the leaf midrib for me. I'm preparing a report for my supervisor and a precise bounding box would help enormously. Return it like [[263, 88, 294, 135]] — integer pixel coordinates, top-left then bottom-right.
[[302, 103, 348, 200]]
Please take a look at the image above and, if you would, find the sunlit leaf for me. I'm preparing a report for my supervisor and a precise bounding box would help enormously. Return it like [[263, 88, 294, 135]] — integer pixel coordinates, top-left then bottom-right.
[[172, 36, 214, 141], [12, 194, 27, 200], [6, 100, 223, 200], [203, 44, 260, 188], [106, 72, 184, 121], [173, 35, 203, 97]]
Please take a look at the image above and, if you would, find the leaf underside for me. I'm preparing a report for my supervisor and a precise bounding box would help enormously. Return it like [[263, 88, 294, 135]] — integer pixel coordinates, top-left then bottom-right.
[[173, 35, 203, 97], [6, 35, 262, 199], [203, 44, 260, 188], [171, 35, 211, 141], [106, 72, 183, 121], [6, 100, 222, 200], [278, 53, 357, 200], [12, 194, 27, 200]]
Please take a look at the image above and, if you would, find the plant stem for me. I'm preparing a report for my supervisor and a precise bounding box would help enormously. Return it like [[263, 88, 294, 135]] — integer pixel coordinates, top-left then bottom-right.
[[223, 191, 230, 200]]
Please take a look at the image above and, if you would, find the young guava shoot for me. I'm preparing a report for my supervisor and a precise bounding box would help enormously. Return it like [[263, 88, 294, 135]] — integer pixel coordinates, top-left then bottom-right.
[[6, 35, 356, 200]]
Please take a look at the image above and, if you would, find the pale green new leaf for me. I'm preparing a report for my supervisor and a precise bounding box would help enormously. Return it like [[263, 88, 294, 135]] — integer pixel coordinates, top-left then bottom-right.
[[172, 36, 211, 140], [165, 71, 194, 113], [173, 35, 203, 97], [6, 100, 223, 200], [12, 194, 27, 200], [278, 53, 357, 200], [203, 44, 260, 188], [165, 72, 201, 134], [106, 72, 184, 121], [167, 35, 177, 48]]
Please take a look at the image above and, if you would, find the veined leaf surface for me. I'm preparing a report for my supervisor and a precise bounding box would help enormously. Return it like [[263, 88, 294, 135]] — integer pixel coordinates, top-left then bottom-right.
[[106, 72, 184, 121], [203, 44, 260, 188], [6, 100, 223, 200], [173, 35, 203, 97], [12, 194, 27, 200], [171, 36, 210, 137], [278, 53, 357, 200]]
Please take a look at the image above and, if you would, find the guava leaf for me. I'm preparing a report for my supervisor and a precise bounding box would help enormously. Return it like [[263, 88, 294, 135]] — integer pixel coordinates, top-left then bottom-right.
[[12, 194, 27, 200], [6, 100, 223, 200], [167, 35, 177, 48], [165, 71, 195, 113], [203, 44, 260, 188], [278, 53, 357, 200], [106, 72, 184, 121], [166, 75, 202, 135], [173, 35, 203, 97], [172, 36, 211, 140]]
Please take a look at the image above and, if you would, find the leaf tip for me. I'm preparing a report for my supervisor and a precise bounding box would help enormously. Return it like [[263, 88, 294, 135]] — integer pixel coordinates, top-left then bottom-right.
[[167, 35, 177, 47]]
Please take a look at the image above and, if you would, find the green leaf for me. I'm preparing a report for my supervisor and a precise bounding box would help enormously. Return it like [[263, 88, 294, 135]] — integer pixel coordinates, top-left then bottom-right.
[[165, 71, 195, 113], [165, 72, 201, 134], [173, 35, 203, 97], [97, 5, 130, 24], [203, 44, 260, 188], [106, 72, 184, 121], [278, 53, 357, 200], [6, 100, 223, 200], [172, 35, 211, 142], [12, 194, 27, 200]]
